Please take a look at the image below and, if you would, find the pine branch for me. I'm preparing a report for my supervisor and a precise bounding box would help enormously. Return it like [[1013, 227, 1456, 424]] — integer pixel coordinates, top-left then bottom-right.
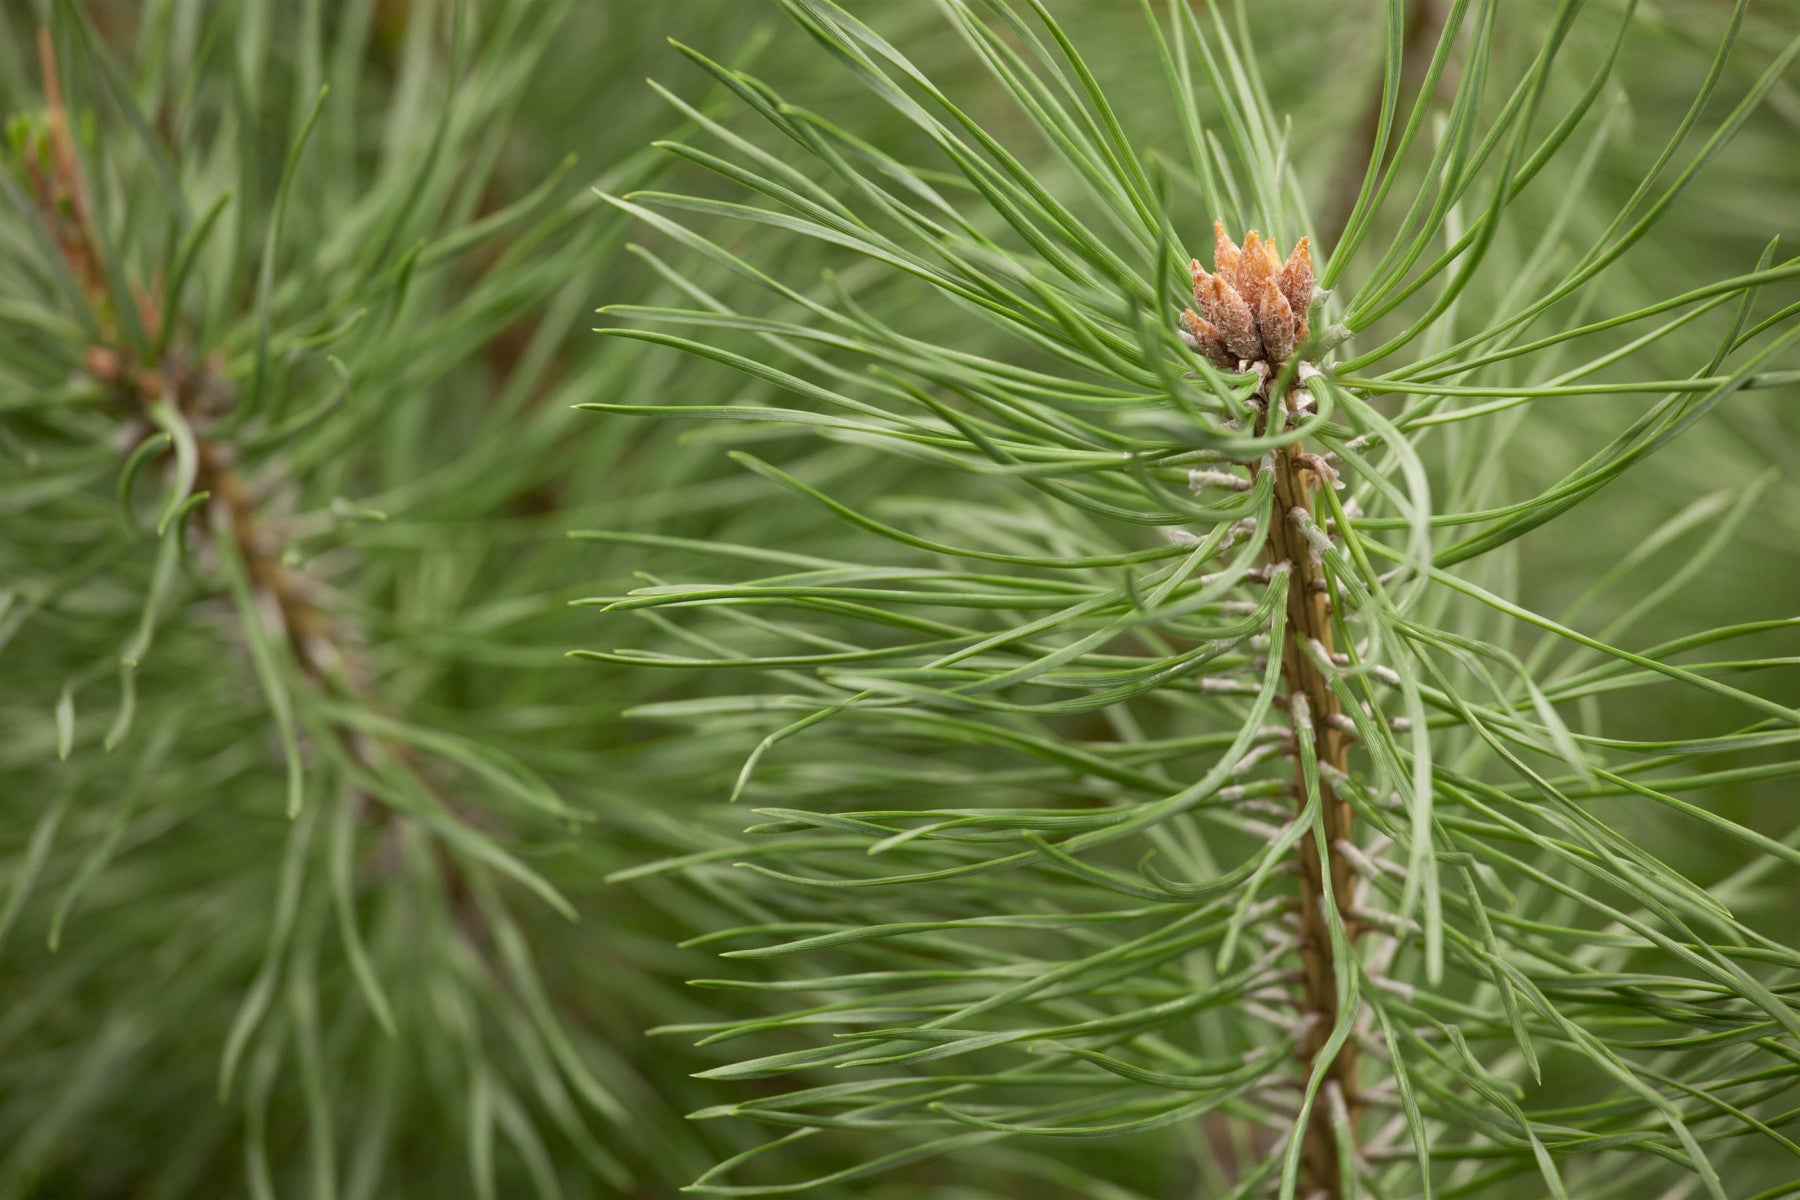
[[26, 30, 492, 928], [1263, 405, 1364, 1199], [1, 5, 798, 1192], [601, 2, 1800, 1195], [1195, 223, 1367, 1194]]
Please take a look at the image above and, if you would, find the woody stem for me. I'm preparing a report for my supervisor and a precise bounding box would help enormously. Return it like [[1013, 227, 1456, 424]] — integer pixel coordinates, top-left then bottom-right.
[[1257, 385, 1363, 1199]]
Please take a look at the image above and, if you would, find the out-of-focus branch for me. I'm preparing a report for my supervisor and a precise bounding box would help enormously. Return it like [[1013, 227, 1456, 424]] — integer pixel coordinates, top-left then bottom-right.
[[1320, 0, 1445, 249], [26, 29, 488, 923]]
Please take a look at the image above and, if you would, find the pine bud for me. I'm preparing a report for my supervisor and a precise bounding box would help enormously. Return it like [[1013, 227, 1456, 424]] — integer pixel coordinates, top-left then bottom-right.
[[1181, 306, 1232, 367], [1278, 236, 1314, 341], [1237, 230, 1279, 299], [1207, 273, 1262, 360], [1213, 220, 1242, 283], [1257, 278, 1298, 366], [1189, 258, 1218, 313], [1177, 224, 1315, 368]]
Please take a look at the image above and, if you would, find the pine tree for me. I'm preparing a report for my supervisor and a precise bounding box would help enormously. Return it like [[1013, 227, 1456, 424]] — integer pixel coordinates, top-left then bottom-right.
[[600, 1, 1800, 1197]]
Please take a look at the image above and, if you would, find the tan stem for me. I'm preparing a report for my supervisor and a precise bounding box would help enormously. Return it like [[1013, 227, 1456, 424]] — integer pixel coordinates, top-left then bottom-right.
[[1259, 392, 1363, 1198]]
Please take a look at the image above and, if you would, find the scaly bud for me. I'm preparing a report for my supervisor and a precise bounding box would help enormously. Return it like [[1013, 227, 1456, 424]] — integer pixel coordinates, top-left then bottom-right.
[[1190, 258, 1213, 306], [1240, 230, 1282, 300], [1179, 224, 1316, 370], [1208, 274, 1262, 360], [1191, 259, 1229, 330], [1213, 220, 1242, 282], [1258, 278, 1298, 365], [1181, 307, 1233, 368], [1278, 237, 1314, 341], [1237, 230, 1265, 295]]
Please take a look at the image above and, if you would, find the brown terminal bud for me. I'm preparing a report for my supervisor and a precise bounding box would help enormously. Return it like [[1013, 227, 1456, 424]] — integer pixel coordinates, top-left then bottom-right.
[[1208, 274, 1262, 360], [1181, 307, 1233, 368], [1237, 230, 1268, 295], [1212, 221, 1242, 282], [1190, 259, 1213, 307], [1258, 278, 1298, 365], [1179, 223, 1315, 370], [1278, 237, 1315, 340]]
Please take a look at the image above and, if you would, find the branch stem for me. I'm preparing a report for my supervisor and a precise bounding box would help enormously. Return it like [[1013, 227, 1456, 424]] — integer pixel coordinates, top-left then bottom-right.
[[1257, 384, 1364, 1198]]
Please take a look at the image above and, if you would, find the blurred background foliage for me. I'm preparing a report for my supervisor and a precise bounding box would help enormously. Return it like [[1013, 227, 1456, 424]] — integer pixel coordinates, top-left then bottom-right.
[[0, 0, 1794, 1198]]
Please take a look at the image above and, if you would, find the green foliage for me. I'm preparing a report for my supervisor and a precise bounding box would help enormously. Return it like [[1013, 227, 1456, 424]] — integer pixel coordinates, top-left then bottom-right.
[[2, 1, 1797, 1198], [599, 1, 1800, 1196], [0, 2, 793, 1195]]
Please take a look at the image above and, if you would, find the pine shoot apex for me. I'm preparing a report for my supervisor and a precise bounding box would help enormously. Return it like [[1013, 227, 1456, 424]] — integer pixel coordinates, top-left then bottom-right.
[[1180, 222, 1315, 370]]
